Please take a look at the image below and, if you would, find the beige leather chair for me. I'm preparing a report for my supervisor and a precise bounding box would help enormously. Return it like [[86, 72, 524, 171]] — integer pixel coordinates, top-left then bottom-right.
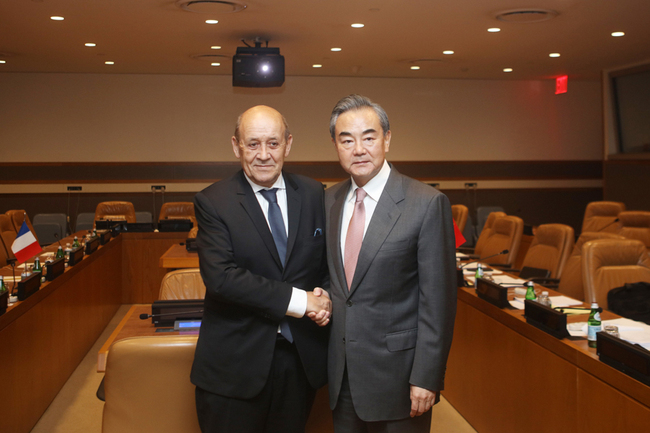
[[159, 202, 197, 227], [451, 204, 469, 233], [473, 211, 507, 256], [5, 209, 38, 242], [582, 238, 650, 309], [557, 232, 625, 301], [102, 336, 201, 433], [581, 201, 625, 234], [617, 210, 650, 248], [0, 215, 17, 261], [159, 268, 206, 300], [188, 226, 198, 239], [95, 202, 137, 227], [479, 215, 523, 266], [520, 224, 575, 279], [0, 235, 9, 267]]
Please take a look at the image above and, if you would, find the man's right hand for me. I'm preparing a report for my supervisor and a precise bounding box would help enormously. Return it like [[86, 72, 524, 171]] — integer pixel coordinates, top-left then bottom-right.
[[306, 287, 331, 327]]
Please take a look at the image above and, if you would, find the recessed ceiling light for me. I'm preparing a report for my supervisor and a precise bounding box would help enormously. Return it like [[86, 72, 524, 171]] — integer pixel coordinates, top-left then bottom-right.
[[411, 66, 420, 70], [488, 28, 501, 33], [0, 60, 5, 64], [549, 53, 560, 58], [611, 31, 625, 37], [503, 68, 513, 72], [313, 64, 322, 68], [211, 62, 220, 66], [105, 61, 115, 65], [211, 46, 221, 50], [443, 50, 454, 55], [85, 43, 96, 47], [351, 23, 364, 28], [50, 16, 64, 21], [331, 47, 342, 52], [205, 19, 219, 24]]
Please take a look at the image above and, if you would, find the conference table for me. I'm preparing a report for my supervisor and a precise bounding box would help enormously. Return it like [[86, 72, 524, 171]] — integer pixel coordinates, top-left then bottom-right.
[[2, 230, 650, 433], [159, 243, 198, 269]]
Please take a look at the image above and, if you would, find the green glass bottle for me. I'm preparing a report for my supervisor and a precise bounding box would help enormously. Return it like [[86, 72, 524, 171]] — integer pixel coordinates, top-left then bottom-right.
[[525, 281, 536, 301], [33, 257, 42, 273], [55, 245, 65, 260], [0, 275, 6, 294], [72, 236, 80, 249], [474, 263, 484, 287], [587, 302, 602, 348]]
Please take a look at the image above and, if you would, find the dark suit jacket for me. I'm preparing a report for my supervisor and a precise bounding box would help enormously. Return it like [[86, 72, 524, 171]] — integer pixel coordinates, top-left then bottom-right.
[[325, 167, 457, 421], [190, 170, 329, 399]]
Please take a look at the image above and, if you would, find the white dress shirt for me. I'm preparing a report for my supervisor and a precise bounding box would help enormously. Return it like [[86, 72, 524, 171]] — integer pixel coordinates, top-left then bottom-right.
[[340, 159, 391, 259], [244, 173, 307, 318]]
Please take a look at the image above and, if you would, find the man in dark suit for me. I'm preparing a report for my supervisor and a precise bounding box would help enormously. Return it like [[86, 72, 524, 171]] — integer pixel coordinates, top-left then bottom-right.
[[325, 95, 457, 433], [191, 105, 332, 433]]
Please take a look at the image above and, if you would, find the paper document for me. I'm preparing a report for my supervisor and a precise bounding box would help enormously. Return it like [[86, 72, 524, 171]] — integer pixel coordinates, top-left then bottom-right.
[[549, 296, 582, 308], [568, 318, 650, 348], [509, 297, 526, 310], [456, 252, 469, 259], [491, 275, 526, 285]]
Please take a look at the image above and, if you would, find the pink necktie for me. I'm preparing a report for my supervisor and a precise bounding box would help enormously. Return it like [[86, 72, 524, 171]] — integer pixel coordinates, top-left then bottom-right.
[[344, 188, 367, 290]]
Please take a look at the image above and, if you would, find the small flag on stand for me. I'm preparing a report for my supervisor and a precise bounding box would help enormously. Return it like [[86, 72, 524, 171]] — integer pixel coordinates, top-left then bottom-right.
[[11, 222, 42, 264], [453, 219, 466, 248]]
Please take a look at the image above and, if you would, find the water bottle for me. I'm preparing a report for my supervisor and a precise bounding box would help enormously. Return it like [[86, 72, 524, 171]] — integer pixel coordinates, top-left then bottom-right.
[[537, 291, 551, 307], [588, 303, 602, 348]]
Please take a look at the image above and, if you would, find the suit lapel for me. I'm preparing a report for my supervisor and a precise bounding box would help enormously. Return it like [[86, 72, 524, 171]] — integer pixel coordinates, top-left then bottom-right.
[[349, 170, 404, 296], [329, 180, 350, 295], [284, 173, 301, 271], [235, 171, 283, 269]]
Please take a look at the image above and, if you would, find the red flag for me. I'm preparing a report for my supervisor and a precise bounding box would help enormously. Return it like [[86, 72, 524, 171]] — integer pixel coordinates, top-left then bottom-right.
[[453, 219, 466, 248], [11, 221, 43, 264]]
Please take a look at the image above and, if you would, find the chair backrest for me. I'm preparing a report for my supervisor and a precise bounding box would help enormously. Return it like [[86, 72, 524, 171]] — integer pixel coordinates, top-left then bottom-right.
[[0, 235, 8, 267], [188, 226, 198, 239], [617, 210, 650, 248], [102, 336, 201, 433], [5, 210, 38, 242], [0, 214, 17, 260], [0, 214, 17, 234], [521, 224, 575, 279], [451, 204, 469, 233], [33, 213, 67, 245], [474, 211, 507, 256], [75, 212, 96, 233], [476, 206, 505, 234], [480, 215, 524, 266], [581, 201, 625, 234], [159, 268, 206, 300], [557, 232, 625, 301], [135, 211, 153, 223], [159, 202, 196, 227], [582, 238, 650, 308], [95, 202, 136, 226]]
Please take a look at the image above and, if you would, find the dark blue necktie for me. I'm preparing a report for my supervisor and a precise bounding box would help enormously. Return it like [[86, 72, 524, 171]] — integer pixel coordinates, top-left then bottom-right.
[[260, 188, 287, 267], [259, 188, 293, 342]]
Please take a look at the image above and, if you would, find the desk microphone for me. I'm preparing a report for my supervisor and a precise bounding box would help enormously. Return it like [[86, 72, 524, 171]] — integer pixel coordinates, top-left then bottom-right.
[[595, 218, 619, 232], [139, 310, 204, 320], [53, 232, 63, 248], [460, 250, 509, 268]]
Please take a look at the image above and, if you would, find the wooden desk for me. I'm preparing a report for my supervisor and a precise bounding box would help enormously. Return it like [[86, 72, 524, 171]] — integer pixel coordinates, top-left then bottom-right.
[[159, 243, 198, 269], [443, 285, 650, 433]]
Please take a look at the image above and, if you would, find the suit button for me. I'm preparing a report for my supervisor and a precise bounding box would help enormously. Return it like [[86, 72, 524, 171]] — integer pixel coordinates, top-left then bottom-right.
[[342, 337, 346, 343], [346, 301, 353, 307]]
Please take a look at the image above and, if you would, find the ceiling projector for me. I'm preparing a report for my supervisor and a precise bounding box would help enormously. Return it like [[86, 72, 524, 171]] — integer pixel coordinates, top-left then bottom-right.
[[232, 42, 285, 88]]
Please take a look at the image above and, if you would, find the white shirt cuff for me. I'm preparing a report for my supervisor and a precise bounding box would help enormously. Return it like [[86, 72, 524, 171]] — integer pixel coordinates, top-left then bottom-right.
[[286, 287, 307, 318]]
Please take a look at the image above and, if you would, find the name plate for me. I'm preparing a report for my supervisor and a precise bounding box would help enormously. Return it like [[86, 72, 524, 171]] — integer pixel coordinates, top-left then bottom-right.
[[95, 220, 124, 231], [151, 299, 204, 328], [99, 230, 112, 245], [85, 237, 100, 255], [0, 291, 9, 315], [186, 238, 198, 252], [475, 277, 509, 309], [68, 246, 85, 266], [524, 299, 569, 339], [18, 272, 42, 301], [158, 219, 193, 232], [46, 257, 65, 282], [598, 331, 650, 386]]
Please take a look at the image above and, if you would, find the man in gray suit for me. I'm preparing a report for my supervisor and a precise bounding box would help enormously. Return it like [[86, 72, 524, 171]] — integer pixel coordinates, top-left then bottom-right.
[[324, 94, 457, 432]]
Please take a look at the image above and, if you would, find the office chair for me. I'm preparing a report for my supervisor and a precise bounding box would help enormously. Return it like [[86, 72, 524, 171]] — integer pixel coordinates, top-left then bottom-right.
[[33, 213, 67, 245], [158, 268, 206, 300], [451, 204, 469, 233], [5, 209, 39, 243], [581, 201, 625, 234], [459, 211, 507, 257], [479, 215, 524, 267], [75, 212, 96, 232], [158, 202, 196, 227], [94, 202, 137, 227], [617, 210, 650, 248], [516, 224, 575, 281]]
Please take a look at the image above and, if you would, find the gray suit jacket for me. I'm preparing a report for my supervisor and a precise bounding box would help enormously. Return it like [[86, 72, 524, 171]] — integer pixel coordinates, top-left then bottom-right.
[[325, 167, 457, 421]]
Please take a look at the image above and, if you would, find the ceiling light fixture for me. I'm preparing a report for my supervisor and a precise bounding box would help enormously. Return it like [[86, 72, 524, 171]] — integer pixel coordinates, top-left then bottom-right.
[[50, 16, 64, 21], [0, 60, 6, 64], [211, 46, 222, 50], [205, 19, 219, 24], [411, 66, 420, 70], [313, 64, 322, 68], [105, 61, 115, 65], [549, 53, 560, 58], [503, 68, 513, 72], [331, 47, 342, 52], [488, 28, 501, 33], [85, 43, 96, 47], [351, 23, 364, 28], [443, 50, 454, 55], [611, 31, 625, 37], [211, 62, 220, 66]]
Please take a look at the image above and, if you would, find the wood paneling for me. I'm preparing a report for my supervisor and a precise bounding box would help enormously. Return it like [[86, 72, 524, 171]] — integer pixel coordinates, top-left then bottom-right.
[[604, 159, 650, 211]]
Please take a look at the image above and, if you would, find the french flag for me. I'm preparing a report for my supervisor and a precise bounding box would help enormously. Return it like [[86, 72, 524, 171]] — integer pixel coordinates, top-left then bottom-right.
[[11, 222, 42, 264], [453, 219, 466, 248]]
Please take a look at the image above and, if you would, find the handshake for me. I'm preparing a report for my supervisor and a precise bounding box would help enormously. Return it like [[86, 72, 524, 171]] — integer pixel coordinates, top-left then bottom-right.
[[306, 288, 331, 327]]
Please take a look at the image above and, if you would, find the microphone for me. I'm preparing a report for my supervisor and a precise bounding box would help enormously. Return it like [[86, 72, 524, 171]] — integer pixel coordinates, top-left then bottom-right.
[[53, 232, 63, 248], [139, 310, 204, 320], [595, 218, 619, 232], [460, 250, 509, 268]]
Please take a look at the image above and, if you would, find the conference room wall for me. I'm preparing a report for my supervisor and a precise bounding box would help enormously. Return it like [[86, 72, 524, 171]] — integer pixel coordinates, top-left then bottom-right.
[[0, 72, 602, 162]]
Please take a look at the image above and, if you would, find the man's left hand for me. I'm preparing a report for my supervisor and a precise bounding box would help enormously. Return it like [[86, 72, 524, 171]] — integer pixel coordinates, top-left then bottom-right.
[[409, 385, 437, 417]]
